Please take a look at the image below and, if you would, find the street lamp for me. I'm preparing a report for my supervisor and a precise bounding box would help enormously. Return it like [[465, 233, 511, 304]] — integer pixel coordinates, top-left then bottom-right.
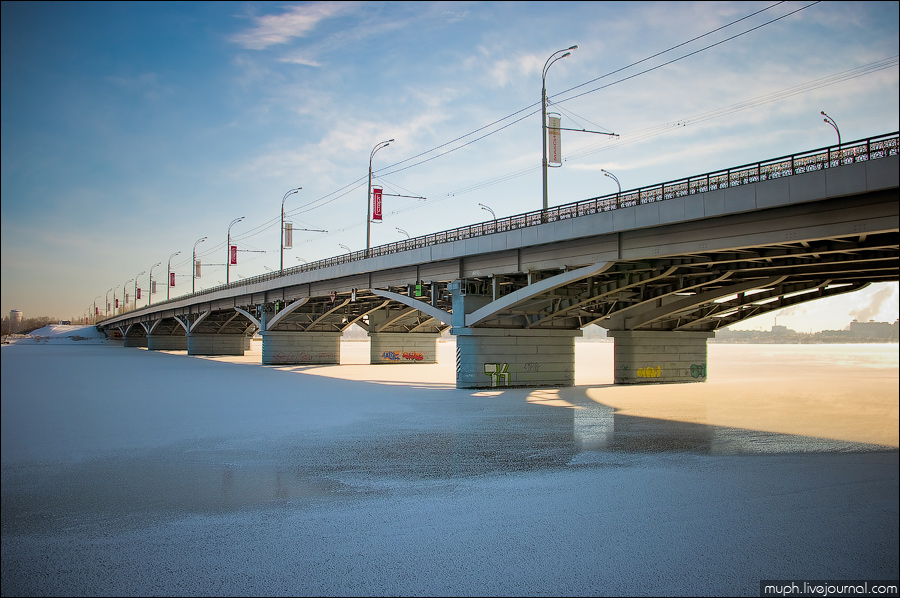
[[542, 45, 577, 212], [281, 187, 302, 272], [122, 279, 133, 314], [93, 296, 101, 323], [192, 237, 207, 293], [296, 257, 307, 264], [148, 262, 161, 306], [134, 271, 145, 310], [339, 243, 352, 255], [601, 168, 621, 198], [396, 227, 410, 239], [167, 251, 181, 300], [479, 203, 496, 220], [367, 138, 394, 255], [821, 110, 841, 149], [106, 287, 114, 317], [226, 216, 245, 284]]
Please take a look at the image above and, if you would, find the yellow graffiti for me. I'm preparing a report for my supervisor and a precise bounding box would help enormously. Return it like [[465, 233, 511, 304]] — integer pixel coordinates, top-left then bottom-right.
[[484, 363, 510, 387], [636, 365, 662, 378]]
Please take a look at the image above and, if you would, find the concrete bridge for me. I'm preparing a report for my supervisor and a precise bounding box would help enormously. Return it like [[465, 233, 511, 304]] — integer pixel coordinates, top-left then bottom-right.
[[98, 133, 899, 388]]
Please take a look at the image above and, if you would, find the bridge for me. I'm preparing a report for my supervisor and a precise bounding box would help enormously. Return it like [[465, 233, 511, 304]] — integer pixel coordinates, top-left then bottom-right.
[[98, 132, 900, 388]]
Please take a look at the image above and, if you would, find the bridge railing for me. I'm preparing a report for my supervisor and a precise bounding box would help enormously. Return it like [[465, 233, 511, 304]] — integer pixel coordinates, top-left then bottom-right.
[[132, 132, 899, 312]]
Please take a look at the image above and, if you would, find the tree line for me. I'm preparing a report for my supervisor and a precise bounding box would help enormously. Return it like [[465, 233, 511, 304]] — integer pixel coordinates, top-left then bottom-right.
[[1, 315, 63, 336]]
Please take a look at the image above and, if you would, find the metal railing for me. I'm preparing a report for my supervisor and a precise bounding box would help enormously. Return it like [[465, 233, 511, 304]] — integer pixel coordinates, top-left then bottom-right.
[[116, 132, 900, 315]]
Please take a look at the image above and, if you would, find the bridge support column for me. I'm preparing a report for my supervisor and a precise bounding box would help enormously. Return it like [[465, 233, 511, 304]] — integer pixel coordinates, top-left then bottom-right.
[[186, 333, 245, 356], [369, 332, 439, 364], [147, 335, 187, 351], [607, 330, 714, 384], [453, 328, 581, 389], [123, 336, 148, 348], [260, 331, 341, 365]]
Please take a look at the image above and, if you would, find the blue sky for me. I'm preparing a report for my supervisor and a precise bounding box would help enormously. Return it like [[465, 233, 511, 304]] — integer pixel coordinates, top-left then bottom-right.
[[2, 1, 898, 330]]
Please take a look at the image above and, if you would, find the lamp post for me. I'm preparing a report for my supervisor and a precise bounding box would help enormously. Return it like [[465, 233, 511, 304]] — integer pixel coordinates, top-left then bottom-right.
[[601, 168, 621, 199], [479, 203, 496, 220], [296, 257, 307, 264], [227, 217, 244, 284], [281, 187, 302, 272], [93, 296, 101, 323], [821, 111, 841, 148], [339, 244, 351, 255], [134, 271, 145, 310], [106, 287, 113, 317], [396, 227, 410, 239], [167, 251, 180, 300], [122, 279, 133, 314], [148, 262, 161, 306], [367, 139, 394, 255], [542, 45, 577, 212], [192, 237, 207, 293]]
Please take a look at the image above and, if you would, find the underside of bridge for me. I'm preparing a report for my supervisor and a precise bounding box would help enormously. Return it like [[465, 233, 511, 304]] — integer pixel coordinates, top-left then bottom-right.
[[447, 228, 897, 386]]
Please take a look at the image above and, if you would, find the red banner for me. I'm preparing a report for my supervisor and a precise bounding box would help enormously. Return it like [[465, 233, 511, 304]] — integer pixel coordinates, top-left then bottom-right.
[[115, 298, 119, 308], [136, 288, 141, 300], [230, 245, 237, 265], [372, 187, 382, 222], [170, 272, 175, 287]]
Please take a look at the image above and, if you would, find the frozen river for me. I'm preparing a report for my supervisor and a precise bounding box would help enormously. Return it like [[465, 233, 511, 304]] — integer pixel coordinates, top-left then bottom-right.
[[2, 336, 897, 596]]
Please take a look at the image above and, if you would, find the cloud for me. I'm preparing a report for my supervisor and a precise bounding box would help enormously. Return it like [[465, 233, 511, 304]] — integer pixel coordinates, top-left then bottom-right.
[[231, 2, 353, 50], [850, 285, 897, 322]]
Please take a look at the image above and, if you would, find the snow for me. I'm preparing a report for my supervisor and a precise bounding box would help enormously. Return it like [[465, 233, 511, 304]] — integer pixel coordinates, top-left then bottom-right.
[[2, 327, 898, 596], [4, 323, 109, 344]]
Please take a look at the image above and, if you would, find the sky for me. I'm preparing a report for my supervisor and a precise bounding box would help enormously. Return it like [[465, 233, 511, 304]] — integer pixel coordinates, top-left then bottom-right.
[[1, 330, 898, 596], [1, 1, 898, 331]]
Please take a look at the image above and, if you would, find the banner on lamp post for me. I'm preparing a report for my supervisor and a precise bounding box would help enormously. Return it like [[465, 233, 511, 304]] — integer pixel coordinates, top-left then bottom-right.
[[195, 260, 201, 278], [169, 272, 175, 287], [548, 115, 562, 165], [372, 187, 383, 222], [151, 280, 156, 295], [284, 223, 292, 248], [230, 245, 237, 265], [115, 298, 119, 309], [136, 288, 141, 300]]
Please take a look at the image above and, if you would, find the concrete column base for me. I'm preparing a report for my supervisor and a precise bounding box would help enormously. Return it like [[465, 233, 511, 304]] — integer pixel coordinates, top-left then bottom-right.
[[369, 332, 439, 364], [260, 331, 340, 365], [123, 337, 148, 348], [147, 335, 187, 351], [607, 330, 714, 384], [186, 333, 245, 356], [452, 328, 580, 389]]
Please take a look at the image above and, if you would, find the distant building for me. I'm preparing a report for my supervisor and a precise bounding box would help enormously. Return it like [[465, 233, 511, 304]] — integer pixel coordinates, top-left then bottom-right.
[[9, 309, 23, 334], [848, 319, 899, 340]]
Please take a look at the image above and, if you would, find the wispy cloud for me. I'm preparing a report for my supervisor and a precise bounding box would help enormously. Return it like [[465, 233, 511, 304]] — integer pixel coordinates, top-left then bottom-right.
[[231, 2, 353, 50]]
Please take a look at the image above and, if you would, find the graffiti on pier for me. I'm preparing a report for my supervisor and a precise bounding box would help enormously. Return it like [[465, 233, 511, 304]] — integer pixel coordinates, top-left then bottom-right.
[[382, 350, 426, 362], [272, 351, 335, 363], [484, 363, 510, 387], [690, 363, 707, 378], [523, 362, 541, 373], [636, 365, 662, 378]]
